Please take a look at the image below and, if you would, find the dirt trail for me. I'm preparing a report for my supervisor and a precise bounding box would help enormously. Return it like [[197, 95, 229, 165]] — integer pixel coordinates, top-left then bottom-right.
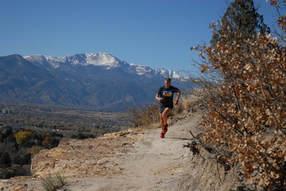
[[0, 112, 237, 191], [67, 112, 205, 191]]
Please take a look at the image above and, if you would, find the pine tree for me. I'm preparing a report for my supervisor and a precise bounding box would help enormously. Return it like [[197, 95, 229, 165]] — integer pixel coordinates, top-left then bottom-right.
[[211, 0, 270, 45]]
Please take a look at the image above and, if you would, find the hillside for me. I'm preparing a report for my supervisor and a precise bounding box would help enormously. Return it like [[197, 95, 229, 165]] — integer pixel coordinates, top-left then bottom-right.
[[0, 109, 238, 191]]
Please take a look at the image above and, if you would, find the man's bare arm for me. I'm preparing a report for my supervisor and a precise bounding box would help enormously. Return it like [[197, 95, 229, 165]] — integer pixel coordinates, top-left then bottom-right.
[[175, 90, 181, 105], [155, 93, 163, 101]]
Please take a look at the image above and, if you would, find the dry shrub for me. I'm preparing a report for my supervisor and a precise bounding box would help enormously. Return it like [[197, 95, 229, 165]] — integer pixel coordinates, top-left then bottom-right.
[[202, 34, 286, 189], [130, 104, 160, 127], [193, 1, 286, 189], [181, 89, 209, 113], [131, 96, 193, 127], [183, 99, 192, 112], [173, 101, 184, 114], [173, 95, 197, 114], [41, 173, 66, 191]]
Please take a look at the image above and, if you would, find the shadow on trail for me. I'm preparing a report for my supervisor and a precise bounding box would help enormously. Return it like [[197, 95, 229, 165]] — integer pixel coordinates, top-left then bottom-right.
[[165, 136, 192, 141]]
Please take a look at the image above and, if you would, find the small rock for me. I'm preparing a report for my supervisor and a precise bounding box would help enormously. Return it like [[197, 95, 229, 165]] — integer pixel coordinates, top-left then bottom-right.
[[97, 158, 109, 165], [122, 142, 129, 146], [119, 132, 129, 137]]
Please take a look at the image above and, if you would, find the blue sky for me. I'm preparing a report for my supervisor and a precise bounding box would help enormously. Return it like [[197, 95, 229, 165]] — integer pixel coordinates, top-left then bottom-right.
[[0, 0, 277, 73]]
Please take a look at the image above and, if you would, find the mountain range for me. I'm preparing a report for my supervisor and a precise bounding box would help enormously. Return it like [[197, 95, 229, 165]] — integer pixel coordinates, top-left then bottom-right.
[[0, 53, 195, 111]]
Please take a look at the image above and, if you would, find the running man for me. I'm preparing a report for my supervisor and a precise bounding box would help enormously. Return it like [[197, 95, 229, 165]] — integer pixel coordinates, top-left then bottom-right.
[[155, 78, 181, 138]]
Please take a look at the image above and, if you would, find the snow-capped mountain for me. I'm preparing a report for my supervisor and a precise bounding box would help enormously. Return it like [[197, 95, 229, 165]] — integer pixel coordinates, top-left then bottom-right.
[[25, 52, 191, 80], [25, 53, 121, 69], [64, 53, 122, 69], [0, 53, 194, 111]]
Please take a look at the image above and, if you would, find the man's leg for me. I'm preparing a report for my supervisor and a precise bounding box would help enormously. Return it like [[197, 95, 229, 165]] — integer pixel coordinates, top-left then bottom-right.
[[162, 108, 170, 127], [160, 112, 164, 128], [160, 112, 165, 138], [160, 108, 170, 138]]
